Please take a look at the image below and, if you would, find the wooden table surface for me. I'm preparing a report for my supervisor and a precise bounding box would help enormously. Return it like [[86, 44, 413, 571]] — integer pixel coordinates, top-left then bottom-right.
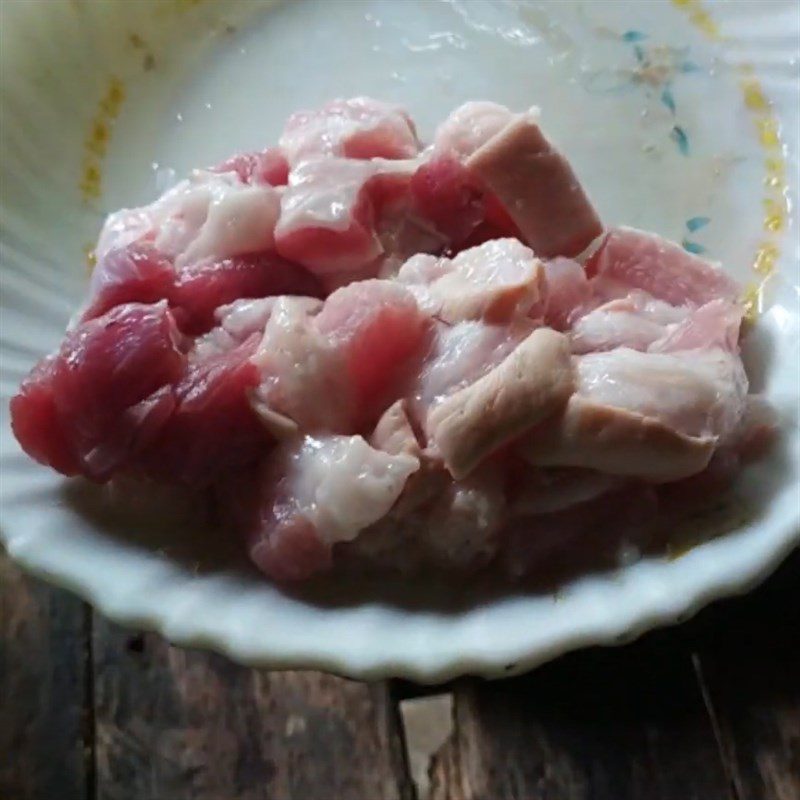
[[2, 546, 798, 800]]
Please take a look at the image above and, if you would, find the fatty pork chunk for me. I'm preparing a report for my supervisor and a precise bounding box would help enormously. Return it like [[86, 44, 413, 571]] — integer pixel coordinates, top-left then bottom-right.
[[84, 169, 321, 334]]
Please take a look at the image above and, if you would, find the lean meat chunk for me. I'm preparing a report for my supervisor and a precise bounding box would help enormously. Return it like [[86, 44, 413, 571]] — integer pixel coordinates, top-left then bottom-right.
[[10, 302, 186, 481], [408, 154, 485, 244], [169, 253, 321, 335], [315, 280, 430, 417], [86, 244, 320, 336], [139, 333, 267, 485], [83, 242, 176, 321], [87, 170, 312, 333]]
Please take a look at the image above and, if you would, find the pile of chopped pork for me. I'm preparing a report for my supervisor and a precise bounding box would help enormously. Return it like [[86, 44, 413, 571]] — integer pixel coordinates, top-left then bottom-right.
[[11, 98, 773, 583]]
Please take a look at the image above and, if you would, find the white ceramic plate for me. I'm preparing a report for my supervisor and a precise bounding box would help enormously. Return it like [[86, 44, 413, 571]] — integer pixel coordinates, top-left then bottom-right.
[[1, 0, 798, 681]]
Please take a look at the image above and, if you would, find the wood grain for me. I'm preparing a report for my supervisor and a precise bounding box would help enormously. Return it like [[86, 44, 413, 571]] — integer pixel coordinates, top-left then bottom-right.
[[430, 551, 800, 800], [430, 651, 735, 800], [689, 552, 800, 800], [0, 553, 89, 800], [91, 617, 414, 800], [2, 546, 798, 800]]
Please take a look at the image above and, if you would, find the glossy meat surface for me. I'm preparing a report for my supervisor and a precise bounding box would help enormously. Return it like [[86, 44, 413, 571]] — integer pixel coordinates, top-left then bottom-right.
[[11, 97, 769, 584]]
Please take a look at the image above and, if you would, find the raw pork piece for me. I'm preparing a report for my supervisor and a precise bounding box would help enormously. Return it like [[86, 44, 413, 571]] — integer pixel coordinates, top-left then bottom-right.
[[649, 299, 743, 353], [10, 302, 186, 481], [210, 147, 289, 186], [569, 292, 689, 354], [410, 317, 536, 418], [138, 333, 267, 486], [520, 396, 716, 483], [149, 172, 281, 268], [83, 242, 175, 321], [427, 103, 543, 247], [540, 257, 594, 330], [315, 280, 431, 417], [10, 96, 772, 584], [433, 101, 516, 159], [407, 154, 486, 245], [379, 152, 523, 266], [280, 96, 420, 165], [341, 455, 506, 574], [466, 112, 603, 258], [11, 300, 273, 486], [342, 395, 508, 575], [248, 296, 338, 433], [426, 328, 574, 479], [575, 347, 748, 441], [397, 238, 544, 324], [520, 347, 748, 482], [251, 280, 430, 433], [87, 170, 315, 333], [277, 104, 537, 281], [91, 170, 281, 266], [169, 252, 321, 335], [86, 244, 321, 336], [275, 157, 419, 276], [586, 227, 741, 306], [242, 434, 419, 582]]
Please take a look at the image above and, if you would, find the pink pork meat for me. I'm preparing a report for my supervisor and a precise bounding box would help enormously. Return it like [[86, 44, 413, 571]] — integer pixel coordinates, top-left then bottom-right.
[[397, 238, 544, 324], [466, 111, 603, 259], [280, 96, 420, 165], [586, 227, 741, 306], [240, 434, 419, 582], [9, 97, 772, 586], [11, 302, 186, 481], [210, 147, 290, 186], [251, 280, 431, 434], [86, 170, 320, 333]]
